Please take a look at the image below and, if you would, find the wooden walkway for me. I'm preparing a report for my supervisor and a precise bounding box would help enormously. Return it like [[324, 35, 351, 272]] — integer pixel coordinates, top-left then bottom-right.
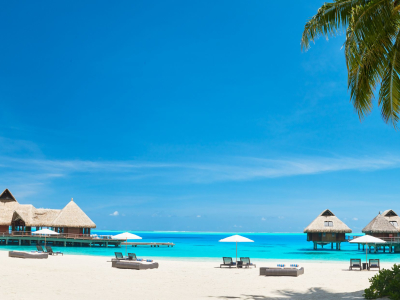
[[0, 234, 124, 247], [122, 242, 175, 247]]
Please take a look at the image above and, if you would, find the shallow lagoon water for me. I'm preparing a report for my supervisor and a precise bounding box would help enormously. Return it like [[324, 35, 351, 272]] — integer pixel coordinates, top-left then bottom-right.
[[1, 231, 398, 262]]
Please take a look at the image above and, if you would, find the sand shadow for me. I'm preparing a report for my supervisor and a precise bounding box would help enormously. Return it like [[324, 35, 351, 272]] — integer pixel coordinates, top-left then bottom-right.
[[210, 287, 365, 299]]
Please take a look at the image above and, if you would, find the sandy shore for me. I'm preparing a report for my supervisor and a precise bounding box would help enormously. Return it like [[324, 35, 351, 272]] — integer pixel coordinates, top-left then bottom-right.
[[0, 251, 386, 299]]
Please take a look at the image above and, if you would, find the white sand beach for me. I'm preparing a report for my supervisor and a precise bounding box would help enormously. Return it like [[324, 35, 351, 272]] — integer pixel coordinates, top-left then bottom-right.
[[0, 251, 386, 300]]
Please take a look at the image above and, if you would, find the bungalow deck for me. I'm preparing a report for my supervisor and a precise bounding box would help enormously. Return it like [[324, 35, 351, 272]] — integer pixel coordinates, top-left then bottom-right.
[[0, 233, 124, 247], [347, 236, 400, 253]]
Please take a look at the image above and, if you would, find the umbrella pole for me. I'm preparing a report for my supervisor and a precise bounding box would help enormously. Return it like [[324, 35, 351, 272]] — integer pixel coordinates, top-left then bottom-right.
[[236, 241, 238, 268], [366, 243, 368, 266], [126, 238, 127, 257]]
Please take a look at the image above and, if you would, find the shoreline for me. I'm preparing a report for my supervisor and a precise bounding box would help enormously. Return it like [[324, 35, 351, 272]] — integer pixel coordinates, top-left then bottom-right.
[[0, 247, 387, 264]]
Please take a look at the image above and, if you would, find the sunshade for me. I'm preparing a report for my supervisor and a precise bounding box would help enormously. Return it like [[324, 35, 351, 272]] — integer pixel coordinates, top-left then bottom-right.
[[32, 228, 60, 247], [32, 229, 60, 235], [350, 235, 386, 264], [219, 235, 254, 267], [112, 232, 142, 256]]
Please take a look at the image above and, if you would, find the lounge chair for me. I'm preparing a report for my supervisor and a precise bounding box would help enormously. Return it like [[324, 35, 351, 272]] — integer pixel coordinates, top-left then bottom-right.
[[36, 245, 45, 253], [349, 259, 362, 271], [45, 246, 63, 256], [260, 267, 304, 277], [112, 260, 159, 270], [220, 257, 236, 268], [240, 257, 256, 268], [369, 259, 380, 271], [9, 251, 48, 259], [128, 253, 137, 260], [114, 252, 125, 260]]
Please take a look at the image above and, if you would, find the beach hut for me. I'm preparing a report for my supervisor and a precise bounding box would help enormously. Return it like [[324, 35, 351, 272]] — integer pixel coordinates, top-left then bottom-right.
[[360, 212, 400, 253], [51, 198, 96, 235], [0, 189, 96, 236], [362, 212, 399, 238], [304, 209, 352, 250]]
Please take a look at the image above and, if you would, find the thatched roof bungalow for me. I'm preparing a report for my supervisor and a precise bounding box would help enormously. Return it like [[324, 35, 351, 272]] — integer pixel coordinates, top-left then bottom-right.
[[304, 209, 352, 250], [362, 210, 400, 238], [0, 189, 95, 235]]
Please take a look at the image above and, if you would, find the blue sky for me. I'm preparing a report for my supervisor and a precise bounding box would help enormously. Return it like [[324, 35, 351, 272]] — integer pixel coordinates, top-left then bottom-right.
[[1, 0, 400, 232]]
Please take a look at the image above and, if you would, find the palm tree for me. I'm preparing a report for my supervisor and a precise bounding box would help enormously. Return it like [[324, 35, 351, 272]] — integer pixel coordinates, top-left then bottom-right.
[[302, 0, 400, 127]]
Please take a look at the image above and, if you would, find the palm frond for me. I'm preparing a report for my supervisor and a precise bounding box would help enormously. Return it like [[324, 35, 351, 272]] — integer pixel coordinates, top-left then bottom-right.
[[379, 33, 400, 127], [301, 0, 368, 51]]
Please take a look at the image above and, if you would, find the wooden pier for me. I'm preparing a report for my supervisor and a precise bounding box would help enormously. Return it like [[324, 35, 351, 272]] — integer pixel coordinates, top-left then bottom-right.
[[347, 236, 400, 253], [0, 233, 124, 247], [122, 242, 175, 247]]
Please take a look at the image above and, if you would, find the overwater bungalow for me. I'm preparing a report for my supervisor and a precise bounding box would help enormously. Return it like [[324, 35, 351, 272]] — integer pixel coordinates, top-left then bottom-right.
[[362, 210, 400, 239], [304, 209, 352, 250], [360, 210, 400, 253], [0, 188, 95, 234], [0, 188, 120, 247]]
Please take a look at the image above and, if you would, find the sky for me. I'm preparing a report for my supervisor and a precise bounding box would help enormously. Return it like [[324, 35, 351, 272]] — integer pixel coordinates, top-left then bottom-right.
[[1, 0, 400, 232]]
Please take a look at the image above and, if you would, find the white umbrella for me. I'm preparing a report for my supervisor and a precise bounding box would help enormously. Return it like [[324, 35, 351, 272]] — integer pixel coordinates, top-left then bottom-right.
[[32, 228, 60, 247], [219, 235, 254, 267], [112, 232, 142, 256], [350, 235, 386, 265]]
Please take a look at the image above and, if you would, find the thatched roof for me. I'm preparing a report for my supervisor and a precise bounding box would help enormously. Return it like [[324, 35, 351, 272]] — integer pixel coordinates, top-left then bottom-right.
[[0, 201, 20, 225], [0, 189, 17, 202], [51, 199, 96, 228], [12, 207, 62, 227], [304, 209, 352, 233], [362, 213, 398, 233], [0, 189, 96, 228], [382, 210, 400, 231]]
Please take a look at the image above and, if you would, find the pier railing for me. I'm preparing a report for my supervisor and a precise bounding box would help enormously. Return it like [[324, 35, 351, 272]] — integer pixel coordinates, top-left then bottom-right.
[[0, 232, 117, 240]]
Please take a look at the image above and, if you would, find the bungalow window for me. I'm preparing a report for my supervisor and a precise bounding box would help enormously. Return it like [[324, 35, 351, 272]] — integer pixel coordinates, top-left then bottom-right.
[[324, 221, 333, 227], [390, 221, 398, 227]]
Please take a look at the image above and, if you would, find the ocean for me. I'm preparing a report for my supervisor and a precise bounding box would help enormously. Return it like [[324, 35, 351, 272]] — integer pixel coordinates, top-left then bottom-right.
[[1, 231, 398, 262]]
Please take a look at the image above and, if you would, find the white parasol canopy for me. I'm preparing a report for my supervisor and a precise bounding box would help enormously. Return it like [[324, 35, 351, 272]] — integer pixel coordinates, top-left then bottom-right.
[[32, 228, 60, 247], [112, 232, 142, 256], [350, 235, 386, 264], [32, 229, 60, 235], [219, 235, 254, 267]]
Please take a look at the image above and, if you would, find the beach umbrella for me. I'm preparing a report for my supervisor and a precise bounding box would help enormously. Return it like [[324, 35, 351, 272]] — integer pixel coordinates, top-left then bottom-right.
[[219, 235, 254, 267], [112, 232, 142, 256], [350, 235, 386, 264], [32, 228, 60, 247]]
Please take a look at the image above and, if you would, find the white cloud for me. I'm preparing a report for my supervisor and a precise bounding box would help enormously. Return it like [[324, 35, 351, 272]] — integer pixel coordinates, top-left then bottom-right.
[[261, 217, 266, 221], [110, 211, 119, 216], [3, 140, 400, 188], [197, 215, 201, 218], [353, 217, 358, 221]]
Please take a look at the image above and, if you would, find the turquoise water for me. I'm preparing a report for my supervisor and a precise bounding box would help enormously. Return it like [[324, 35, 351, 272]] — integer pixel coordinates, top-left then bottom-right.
[[1, 231, 399, 262]]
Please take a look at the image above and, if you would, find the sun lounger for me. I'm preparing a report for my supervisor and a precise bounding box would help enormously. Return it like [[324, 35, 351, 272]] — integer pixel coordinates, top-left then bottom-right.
[[45, 246, 63, 256], [9, 251, 48, 259], [111, 260, 159, 270], [114, 252, 126, 260], [369, 259, 380, 271], [220, 257, 236, 268], [240, 257, 256, 268], [260, 267, 304, 277], [128, 253, 137, 260], [36, 245, 45, 252], [349, 259, 362, 271]]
